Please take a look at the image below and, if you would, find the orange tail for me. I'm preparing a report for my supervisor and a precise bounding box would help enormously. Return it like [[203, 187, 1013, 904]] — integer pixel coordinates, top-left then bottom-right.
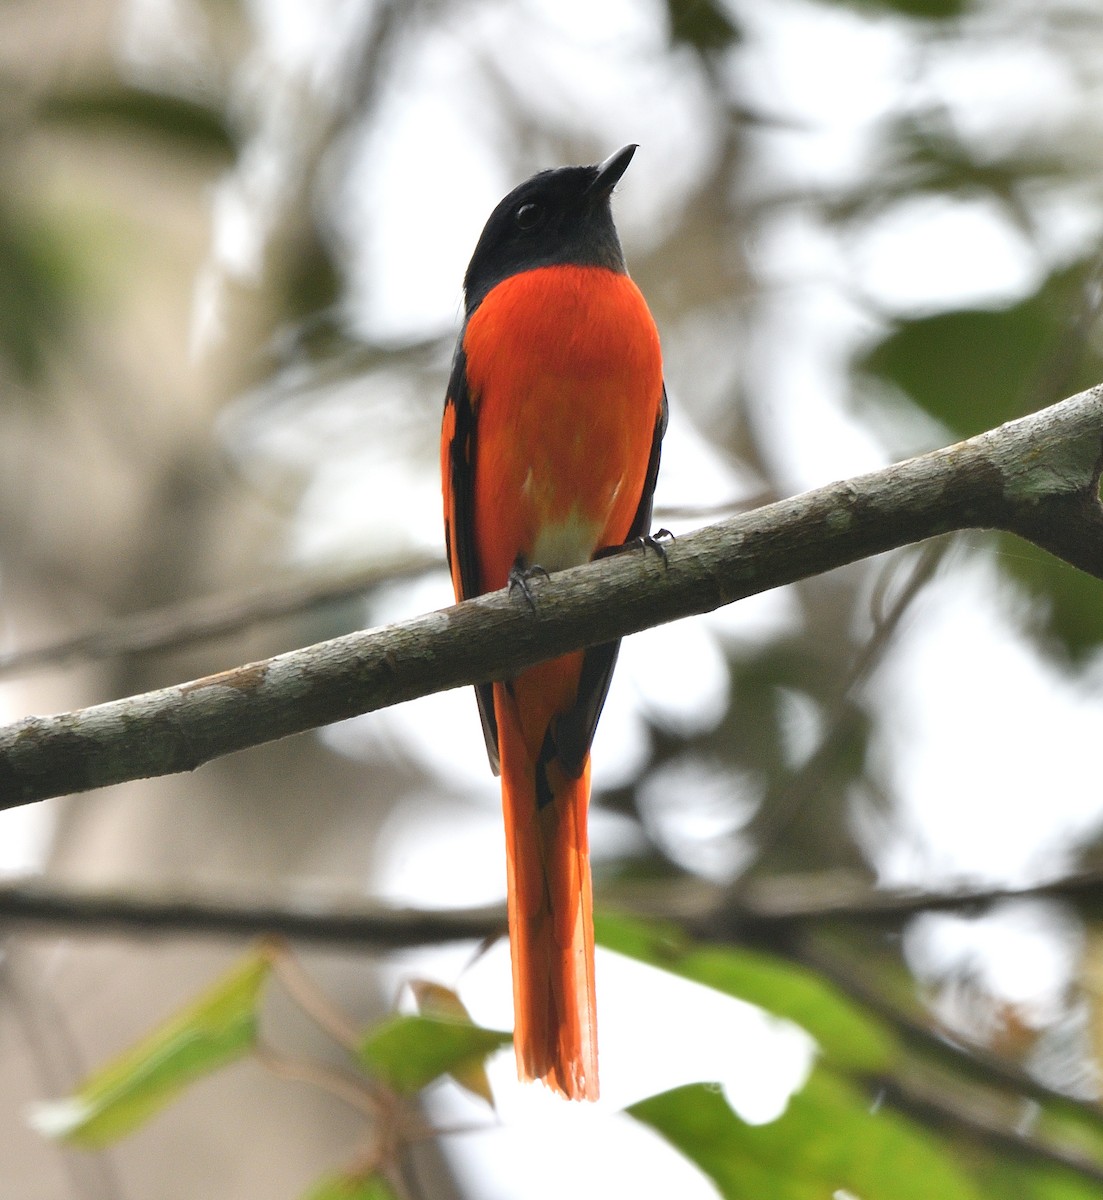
[[494, 669, 598, 1101]]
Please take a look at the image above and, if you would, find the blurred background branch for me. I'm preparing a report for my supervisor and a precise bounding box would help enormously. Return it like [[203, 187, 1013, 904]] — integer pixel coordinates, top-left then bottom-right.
[[7, 863, 1103, 944], [0, 552, 440, 679], [6, 0, 1103, 1196]]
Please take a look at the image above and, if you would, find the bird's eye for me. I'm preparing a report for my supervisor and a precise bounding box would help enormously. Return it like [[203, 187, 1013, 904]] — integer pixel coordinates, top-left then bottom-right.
[[515, 202, 542, 230]]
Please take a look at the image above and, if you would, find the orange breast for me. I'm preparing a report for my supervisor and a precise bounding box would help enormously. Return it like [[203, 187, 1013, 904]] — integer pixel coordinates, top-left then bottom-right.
[[463, 265, 663, 591]]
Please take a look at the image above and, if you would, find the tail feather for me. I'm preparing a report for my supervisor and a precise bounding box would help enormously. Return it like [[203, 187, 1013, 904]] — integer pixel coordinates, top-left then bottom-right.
[[495, 679, 598, 1101]]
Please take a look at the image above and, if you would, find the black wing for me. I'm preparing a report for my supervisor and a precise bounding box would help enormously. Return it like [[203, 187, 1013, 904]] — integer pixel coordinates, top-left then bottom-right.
[[443, 344, 502, 774]]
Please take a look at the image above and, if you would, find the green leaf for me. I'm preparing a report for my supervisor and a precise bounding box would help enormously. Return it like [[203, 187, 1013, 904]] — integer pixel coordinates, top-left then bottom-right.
[[630, 1071, 981, 1200], [29, 948, 271, 1147], [407, 981, 499, 1105], [596, 910, 898, 1072], [861, 304, 1042, 435], [358, 1014, 511, 1096], [301, 1171, 402, 1200], [858, 264, 1103, 439], [847, 0, 966, 17], [664, 0, 741, 52], [979, 1162, 1103, 1200], [0, 208, 77, 387], [996, 533, 1103, 656], [37, 84, 236, 159]]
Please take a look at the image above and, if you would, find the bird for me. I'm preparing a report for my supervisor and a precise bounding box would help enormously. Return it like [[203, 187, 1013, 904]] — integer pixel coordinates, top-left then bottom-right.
[[441, 144, 666, 1100]]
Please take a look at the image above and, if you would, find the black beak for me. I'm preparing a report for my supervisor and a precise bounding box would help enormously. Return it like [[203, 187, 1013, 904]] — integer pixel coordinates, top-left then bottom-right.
[[587, 144, 638, 198]]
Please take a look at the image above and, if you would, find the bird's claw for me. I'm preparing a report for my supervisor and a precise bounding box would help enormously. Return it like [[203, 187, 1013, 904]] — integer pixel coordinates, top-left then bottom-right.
[[508, 563, 550, 611]]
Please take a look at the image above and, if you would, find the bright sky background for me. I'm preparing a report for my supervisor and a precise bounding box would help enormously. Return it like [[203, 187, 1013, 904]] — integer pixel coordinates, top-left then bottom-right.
[[5, 0, 1103, 1194]]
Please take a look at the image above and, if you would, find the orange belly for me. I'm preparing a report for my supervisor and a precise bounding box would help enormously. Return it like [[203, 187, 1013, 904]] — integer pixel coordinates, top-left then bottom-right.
[[462, 265, 663, 591]]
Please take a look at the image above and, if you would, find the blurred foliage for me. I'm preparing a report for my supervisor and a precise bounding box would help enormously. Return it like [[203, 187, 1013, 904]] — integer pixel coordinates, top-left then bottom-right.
[[358, 1014, 510, 1099], [840, 115, 1075, 220], [979, 1163, 1103, 1200], [34, 949, 500, 1196], [664, 0, 743, 53], [302, 1174, 403, 1200], [632, 1075, 982, 1200], [994, 533, 1103, 659], [597, 911, 898, 1071], [612, 914, 1103, 1200], [30, 948, 271, 1148], [861, 252, 1103, 656], [860, 260, 1103, 439], [37, 83, 237, 160], [42, 923, 1103, 1199], [851, 0, 968, 16], [0, 200, 77, 387], [5, 0, 1103, 1196]]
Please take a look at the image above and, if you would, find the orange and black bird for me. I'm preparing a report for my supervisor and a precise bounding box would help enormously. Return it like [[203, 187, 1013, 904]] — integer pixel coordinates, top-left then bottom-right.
[[441, 145, 666, 1100]]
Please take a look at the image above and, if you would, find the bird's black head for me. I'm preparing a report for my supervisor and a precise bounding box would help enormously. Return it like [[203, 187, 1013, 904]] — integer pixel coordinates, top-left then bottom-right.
[[462, 144, 637, 314]]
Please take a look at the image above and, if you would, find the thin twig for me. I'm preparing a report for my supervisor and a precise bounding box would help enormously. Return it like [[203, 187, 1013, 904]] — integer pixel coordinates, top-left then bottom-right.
[[0, 553, 441, 680], [0, 947, 127, 1200], [785, 936, 1103, 1134], [268, 941, 365, 1052], [254, 1038, 382, 1123], [0, 880, 506, 946], [0, 505, 755, 682], [878, 1070, 1103, 1184], [4, 865, 1103, 945], [742, 539, 951, 869]]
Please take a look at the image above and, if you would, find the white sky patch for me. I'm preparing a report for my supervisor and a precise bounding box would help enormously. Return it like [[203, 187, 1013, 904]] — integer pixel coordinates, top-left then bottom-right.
[[652, 409, 755, 520], [869, 552, 1103, 887], [638, 756, 760, 881], [290, 451, 443, 564], [0, 604, 56, 876], [704, 581, 804, 649], [336, 34, 505, 340], [851, 193, 1042, 316], [776, 685, 826, 770], [919, 35, 1085, 161], [367, 779, 647, 911], [222, 363, 448, 566], [188, 0, 376, 354], [324, 677, 494, 793], [369, 788, 505, 908], [1026, 184, 1103, 268], [748, 267, 891, 489], [379, 936, 814, 1200], [738, 0, 911, 192], [620, 619, 731, 737], [0, 791, 55, 878], [245, 0, 371, 93], [524, 0, 663, 52], [590, 669, 654, 791]]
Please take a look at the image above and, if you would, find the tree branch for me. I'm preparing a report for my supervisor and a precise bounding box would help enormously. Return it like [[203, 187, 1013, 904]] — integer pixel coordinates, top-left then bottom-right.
[[2, 384, 1102, 809], [0, 878, 506, 946], [4, 865, 1103, 946], [0, 504, 760, 679]]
